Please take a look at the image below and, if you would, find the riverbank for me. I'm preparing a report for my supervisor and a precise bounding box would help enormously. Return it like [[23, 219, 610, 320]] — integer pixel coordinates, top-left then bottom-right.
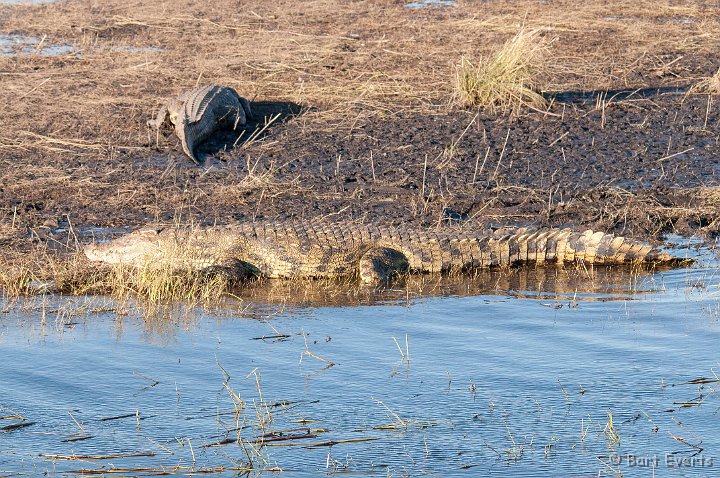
[[2, 0, 719, 288]]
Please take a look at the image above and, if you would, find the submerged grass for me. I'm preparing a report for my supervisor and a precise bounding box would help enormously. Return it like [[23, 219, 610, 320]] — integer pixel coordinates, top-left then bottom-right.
[[603, 411, 621, 448], [453, 29, 554, 114]]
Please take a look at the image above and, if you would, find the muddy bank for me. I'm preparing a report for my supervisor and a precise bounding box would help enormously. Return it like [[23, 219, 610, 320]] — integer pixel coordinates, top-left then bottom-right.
[[1, 0, 720, 260], [2, 92, 719, 252]]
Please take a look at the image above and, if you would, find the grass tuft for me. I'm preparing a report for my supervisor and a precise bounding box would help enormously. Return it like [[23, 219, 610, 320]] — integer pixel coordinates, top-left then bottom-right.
[[0, 263, 38, 298], [453, 29, 553, 114], [90, 227, 237, 309], [0, 251, 104, 299], [1, 227, 235, 315], [603, 411, 621, 448], [105, 261, 232, 308], [690, 68, 720, 95]]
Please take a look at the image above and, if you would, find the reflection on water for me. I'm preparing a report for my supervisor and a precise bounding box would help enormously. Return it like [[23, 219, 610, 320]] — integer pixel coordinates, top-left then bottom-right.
[[231, 263, 680, 310], [1, 245, 719, 476]]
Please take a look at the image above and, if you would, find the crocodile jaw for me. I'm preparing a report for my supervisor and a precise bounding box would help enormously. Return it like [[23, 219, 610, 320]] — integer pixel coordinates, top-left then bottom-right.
[[84, 228, 164, 265]]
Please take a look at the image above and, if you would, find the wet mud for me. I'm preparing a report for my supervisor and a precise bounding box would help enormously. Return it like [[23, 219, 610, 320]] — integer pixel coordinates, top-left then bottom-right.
[[3, 90, 719, 254]]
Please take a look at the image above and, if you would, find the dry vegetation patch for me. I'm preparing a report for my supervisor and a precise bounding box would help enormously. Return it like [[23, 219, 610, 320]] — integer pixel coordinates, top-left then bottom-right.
[[690, 68, 720, 95], [454, 29, 553, 114]]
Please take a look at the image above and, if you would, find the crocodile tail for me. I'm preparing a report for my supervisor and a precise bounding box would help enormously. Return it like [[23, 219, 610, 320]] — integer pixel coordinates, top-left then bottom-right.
[[239, 96, 253, 122], [505, 228, 676, 265], [175, 121, 200, 164], [552, 229, 675, 264]]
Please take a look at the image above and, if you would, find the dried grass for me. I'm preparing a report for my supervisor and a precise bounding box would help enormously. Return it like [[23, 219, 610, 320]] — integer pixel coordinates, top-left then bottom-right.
[[2, 0, 716, 154], [0, 225, 233, 310], [453, 29, 553, 114], [695, 186, 720, 205], [83, 225, 238, 307], [690, 68, 720, 94], [0, 249, 101, 298], [104, 261, 231, 308]]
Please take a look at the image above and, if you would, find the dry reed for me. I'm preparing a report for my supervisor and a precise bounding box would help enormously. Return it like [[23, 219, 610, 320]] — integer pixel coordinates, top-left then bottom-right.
[[691, 68, 720, 94], [453, 29, 554, 114]]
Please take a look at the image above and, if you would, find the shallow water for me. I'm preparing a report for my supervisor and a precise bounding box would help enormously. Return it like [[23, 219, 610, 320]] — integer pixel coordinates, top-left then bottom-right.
[[0, 33, 74, 56], [0, 0, 55, 4], [406, 0, 456, 9], [0, 33, 165, 58], [1, 243, 719, 476]]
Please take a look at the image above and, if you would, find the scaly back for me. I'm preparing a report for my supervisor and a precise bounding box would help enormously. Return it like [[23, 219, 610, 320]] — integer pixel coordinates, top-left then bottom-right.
[[180, 85, 238, 124]]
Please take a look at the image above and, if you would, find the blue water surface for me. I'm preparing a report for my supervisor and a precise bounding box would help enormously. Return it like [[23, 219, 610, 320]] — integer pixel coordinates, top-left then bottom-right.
[[1, 245, 719, 477]]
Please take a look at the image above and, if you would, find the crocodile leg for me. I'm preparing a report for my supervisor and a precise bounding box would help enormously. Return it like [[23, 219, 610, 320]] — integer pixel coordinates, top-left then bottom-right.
[[147, 104, 170, 149], [200, 259, 261, 281], [359, 247, 409, 283], [147, 104, 169, 130]]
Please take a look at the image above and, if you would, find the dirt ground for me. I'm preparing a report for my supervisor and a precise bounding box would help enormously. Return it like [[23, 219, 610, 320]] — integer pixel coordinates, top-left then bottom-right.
[[2, 0, 720, 263]]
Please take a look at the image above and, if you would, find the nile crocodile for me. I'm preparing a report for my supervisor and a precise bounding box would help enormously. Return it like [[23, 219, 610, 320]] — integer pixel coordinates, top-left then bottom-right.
[[148, 84, 253, 163], [84, 223, 683, 284]]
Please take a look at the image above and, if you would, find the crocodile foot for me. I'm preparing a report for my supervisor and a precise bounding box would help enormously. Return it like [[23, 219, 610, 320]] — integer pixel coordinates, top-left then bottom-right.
[[358, 247, 409, 284]]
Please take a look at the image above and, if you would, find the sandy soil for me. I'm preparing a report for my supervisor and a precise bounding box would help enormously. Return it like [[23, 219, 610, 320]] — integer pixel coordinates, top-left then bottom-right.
[[1, 0, 720, 262]]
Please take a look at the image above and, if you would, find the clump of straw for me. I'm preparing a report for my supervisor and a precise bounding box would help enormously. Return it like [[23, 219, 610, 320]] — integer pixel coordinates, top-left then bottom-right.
[[690, 68, 720, 95], [454, 29, 554, 114]]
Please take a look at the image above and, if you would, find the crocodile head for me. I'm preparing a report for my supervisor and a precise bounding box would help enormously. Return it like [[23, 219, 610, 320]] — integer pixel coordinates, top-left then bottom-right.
[[84, 228, 166, 265]]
